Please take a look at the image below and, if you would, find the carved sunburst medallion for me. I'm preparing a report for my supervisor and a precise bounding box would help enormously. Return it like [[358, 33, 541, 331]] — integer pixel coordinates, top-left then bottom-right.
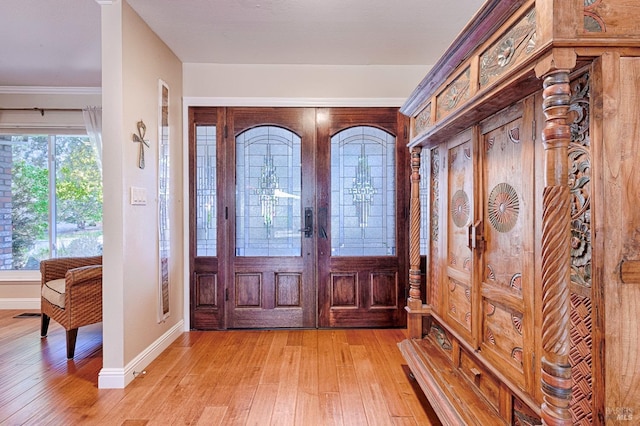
[[488, 182, 520, 233], [451, 190, 470, 227]]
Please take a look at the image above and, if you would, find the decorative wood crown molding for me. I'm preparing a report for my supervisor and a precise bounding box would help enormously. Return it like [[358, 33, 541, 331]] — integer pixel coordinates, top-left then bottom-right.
[[400, 0, 526, 116]]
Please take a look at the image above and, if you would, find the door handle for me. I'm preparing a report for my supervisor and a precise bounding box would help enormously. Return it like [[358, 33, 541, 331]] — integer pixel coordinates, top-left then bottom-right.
[[467, 220, 483, 249], [304, 207, 313, 238]]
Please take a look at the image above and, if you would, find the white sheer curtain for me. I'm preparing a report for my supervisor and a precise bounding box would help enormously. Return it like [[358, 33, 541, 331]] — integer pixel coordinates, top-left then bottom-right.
[[82, 106, 102, 173]]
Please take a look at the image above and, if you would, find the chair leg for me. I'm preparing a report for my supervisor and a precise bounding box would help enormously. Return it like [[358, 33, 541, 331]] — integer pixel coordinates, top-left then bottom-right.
[[66, 328, 79, 359], [41, 314, 51, 337]]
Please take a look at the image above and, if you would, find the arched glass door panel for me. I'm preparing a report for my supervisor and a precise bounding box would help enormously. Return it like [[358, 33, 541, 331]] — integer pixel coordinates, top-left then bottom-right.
[[330, 126, 395, 256], [235, 125, 302, 257]]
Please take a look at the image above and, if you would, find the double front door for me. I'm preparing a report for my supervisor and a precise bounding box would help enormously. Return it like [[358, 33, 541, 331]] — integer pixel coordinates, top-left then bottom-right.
[[189, 107, 408, 329]]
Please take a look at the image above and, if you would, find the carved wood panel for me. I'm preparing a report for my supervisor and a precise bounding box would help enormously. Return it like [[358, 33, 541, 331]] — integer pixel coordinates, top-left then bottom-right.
[[429, 147, 441, 311], [414, 103, 432, 137], [444, 133, 473, 336], [479, 104, 533, 389], [513, 397, 542, 425], [583, 0, 640, 34], [568, 71, 594, 425], [437, 68, 471, 121], [479, 8, 537, 88]]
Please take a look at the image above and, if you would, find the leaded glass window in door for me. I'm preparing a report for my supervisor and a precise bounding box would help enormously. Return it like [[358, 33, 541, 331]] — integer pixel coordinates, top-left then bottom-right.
[[331, 126, 396, 256], [195, 125, 217, 256], [236, 126, 302, 256]]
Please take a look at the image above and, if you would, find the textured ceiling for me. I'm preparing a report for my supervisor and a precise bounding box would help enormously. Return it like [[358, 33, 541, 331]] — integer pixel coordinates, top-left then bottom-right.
[[0, 0, 485, 87]]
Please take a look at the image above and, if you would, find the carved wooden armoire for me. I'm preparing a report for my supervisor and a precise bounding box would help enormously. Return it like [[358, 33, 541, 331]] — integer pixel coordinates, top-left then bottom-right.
[[398, 0, 640, 424]]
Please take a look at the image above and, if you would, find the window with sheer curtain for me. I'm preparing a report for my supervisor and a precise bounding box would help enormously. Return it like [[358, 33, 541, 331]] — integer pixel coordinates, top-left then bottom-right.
[[0, 134, 103, 270]]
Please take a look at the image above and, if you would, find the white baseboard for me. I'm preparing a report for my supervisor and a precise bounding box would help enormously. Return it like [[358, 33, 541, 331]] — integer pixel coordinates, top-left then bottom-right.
[[98, 319, 184, 389], [0, 298, 40, 310]]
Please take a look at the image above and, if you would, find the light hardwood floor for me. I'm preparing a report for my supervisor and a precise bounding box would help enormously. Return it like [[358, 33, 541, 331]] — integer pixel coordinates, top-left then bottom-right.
[[0, 310, 440, 425]]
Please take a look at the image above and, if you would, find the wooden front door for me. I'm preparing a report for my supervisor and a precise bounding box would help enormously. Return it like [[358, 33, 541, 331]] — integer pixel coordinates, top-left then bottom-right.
[[228, 107, 316, 328], [316, 108, 408, 327], [189, 107, 408, 329]]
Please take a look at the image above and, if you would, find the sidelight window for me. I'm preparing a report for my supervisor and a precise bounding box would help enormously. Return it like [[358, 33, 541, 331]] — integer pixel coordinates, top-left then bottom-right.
[[195, 125, 218, 256]]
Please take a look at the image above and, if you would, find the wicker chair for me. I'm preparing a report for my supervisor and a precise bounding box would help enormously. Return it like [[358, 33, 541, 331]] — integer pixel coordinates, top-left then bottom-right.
[[40, 256, 103, 359]]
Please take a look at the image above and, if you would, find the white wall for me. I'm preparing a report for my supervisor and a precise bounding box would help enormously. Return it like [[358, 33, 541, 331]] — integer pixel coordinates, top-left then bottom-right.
[[99, 0, 183, 388], [183, 63, 428, 100]]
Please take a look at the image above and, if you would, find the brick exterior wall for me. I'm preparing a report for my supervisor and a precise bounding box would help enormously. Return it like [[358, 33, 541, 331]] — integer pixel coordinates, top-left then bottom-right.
[[0, 138, 13, 269]]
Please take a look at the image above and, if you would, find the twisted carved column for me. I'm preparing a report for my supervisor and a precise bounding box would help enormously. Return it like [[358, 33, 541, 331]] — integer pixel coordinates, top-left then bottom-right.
[[540, 71, 573, 425], [408, 146, 423, 310]]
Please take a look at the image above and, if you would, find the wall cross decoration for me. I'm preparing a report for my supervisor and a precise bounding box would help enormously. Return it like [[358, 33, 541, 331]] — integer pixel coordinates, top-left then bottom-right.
[[132, 120, 149, 169]]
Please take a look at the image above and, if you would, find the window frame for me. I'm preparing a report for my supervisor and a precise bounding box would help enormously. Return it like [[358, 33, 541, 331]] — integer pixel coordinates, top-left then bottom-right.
[[0, 130, 103, 276]]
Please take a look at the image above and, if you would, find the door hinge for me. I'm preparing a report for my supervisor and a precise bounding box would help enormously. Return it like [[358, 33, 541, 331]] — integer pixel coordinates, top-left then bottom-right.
[[225, 288, 229, 301], [532, 120, 536, 142]]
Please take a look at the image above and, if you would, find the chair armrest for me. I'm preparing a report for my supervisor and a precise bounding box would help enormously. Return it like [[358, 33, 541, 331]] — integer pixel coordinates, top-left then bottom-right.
[[41, 256, 102, 284], [66, 265, 103, 287]]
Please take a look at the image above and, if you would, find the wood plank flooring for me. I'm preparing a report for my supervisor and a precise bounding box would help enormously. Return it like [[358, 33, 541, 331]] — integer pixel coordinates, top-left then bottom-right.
[[0, 310, 440, 425]]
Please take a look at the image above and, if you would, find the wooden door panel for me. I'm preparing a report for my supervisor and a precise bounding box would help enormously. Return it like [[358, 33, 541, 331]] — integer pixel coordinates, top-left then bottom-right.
[[444, 131, 474, 339], [227, 108, 316, 329], [235, 273, 262, 307], [329, 271, 398, 309], [317, 108, 409, 328], [330, 273, 357, 307], [479, 100, 534, 389], [192, 271, 220, 329], [232, 258, 306, 327], [190, 107, 226, 330], [324, 257, 401, 327], [370, 271, 398, 308], [276, 273, 301, 307]]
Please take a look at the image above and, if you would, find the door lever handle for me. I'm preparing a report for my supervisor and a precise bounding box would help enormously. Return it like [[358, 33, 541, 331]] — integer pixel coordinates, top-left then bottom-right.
[[304, 207, 313, 238]]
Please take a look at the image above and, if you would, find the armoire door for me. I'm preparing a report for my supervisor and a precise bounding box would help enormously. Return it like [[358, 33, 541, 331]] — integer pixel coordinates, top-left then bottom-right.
[[477, 99, 536, 391], [442, 128, 475, 342], [189, 107, 408, 329]]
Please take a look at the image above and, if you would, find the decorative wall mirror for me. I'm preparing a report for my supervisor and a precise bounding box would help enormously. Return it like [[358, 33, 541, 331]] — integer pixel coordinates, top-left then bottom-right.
[[157, 79, 170, 322]]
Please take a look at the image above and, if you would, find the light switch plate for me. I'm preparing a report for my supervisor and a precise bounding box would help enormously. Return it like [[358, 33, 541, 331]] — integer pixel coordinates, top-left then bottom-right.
[[130, 186, 147, 205]]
